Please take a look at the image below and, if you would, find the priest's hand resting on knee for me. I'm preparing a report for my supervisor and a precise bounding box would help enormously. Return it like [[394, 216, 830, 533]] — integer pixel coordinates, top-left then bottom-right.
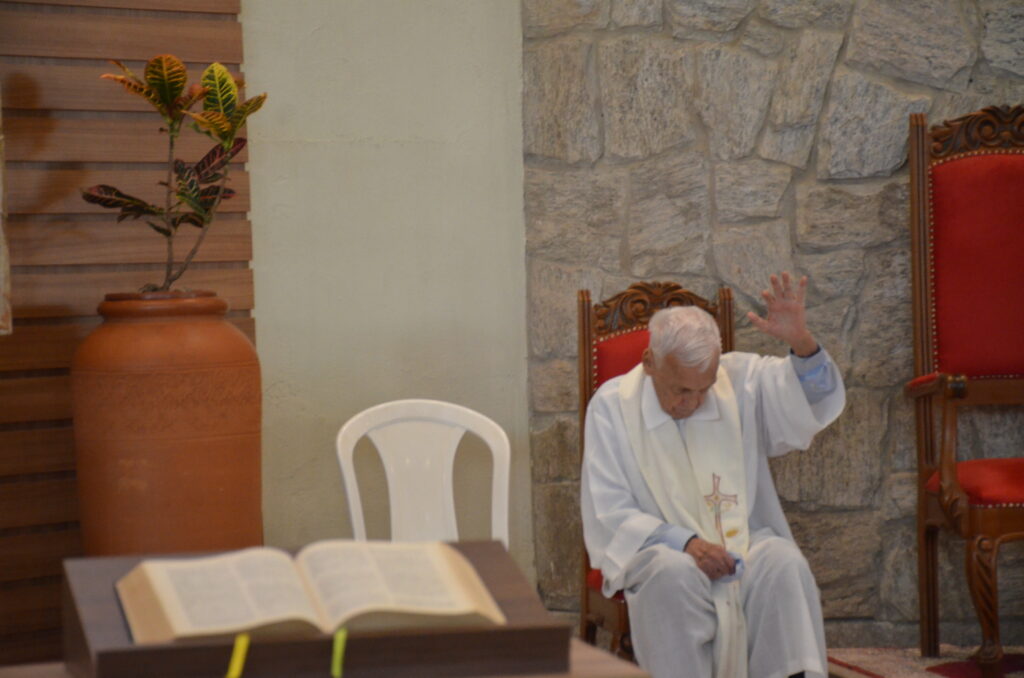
[[684, 536, 736, 580]]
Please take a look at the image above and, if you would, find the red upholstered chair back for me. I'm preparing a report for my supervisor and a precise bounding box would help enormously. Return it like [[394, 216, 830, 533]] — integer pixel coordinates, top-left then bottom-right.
[[912, 106, 1024, 379]]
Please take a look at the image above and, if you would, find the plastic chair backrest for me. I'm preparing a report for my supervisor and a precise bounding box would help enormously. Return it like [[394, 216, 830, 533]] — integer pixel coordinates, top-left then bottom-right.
[[336, 399, 510, 548]]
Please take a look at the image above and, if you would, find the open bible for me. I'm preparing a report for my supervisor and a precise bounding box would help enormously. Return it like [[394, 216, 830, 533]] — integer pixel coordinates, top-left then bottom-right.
[[115, 540, 507, 645]]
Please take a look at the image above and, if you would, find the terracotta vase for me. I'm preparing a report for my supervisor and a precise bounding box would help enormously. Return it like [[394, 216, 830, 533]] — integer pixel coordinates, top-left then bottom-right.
[[71, 290, 262, 555]]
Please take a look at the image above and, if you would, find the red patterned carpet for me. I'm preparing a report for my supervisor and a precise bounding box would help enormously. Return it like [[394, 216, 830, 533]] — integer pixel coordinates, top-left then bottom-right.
[[828, 646, 1024, 678]]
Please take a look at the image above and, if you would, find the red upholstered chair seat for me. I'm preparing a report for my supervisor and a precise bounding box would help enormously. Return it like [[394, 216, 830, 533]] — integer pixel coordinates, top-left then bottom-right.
[[925, 458, 1024, 505], [586, 567, 625, 599]]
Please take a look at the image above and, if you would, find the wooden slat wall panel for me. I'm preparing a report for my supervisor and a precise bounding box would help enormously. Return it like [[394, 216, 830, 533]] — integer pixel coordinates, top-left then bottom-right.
[[0, 581, 63, 635], [7, 169, 250, 215], [7, 219, 252, 266], [0, 3, 252, 662], [0, 428, 75, 477], [16, 0, 239, 12], [0, 63, 244, 112], [0, 10, 242, 63], [0, 376, 72, 423], [0, 323, 95, 371], [4, 119, 250, 163], [0, 317, 255, 371], [0, 530, 82, 582], [0, 478, 78, 529], [12, 268, 254, 318]]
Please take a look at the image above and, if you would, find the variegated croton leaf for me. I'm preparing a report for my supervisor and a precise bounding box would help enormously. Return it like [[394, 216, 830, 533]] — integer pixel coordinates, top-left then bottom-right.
[[202, 62, 238, 118], [81, 185, 162, 222], [144, 55, 187, 114], [193, 138, 246, 183]]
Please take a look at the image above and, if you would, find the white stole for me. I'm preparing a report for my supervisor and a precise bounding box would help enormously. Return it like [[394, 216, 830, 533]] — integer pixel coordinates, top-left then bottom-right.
[[619, 363, 749, 678]]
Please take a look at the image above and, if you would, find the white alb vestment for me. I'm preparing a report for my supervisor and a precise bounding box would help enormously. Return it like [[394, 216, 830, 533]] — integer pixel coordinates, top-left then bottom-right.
[[581, 351, 845, 678]]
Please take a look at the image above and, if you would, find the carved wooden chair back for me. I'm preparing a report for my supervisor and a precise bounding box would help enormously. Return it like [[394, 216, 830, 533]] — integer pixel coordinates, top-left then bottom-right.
[[907, 105, 1024, 678], [577, 282, 733, 660]]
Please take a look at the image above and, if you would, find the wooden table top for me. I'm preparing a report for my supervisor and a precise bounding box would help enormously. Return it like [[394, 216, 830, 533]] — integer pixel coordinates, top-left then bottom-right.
[[0, 639, 648, 678]]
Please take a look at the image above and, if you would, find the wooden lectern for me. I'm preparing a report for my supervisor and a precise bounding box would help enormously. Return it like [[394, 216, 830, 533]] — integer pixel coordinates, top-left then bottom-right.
[[61, 541, 571, 678]]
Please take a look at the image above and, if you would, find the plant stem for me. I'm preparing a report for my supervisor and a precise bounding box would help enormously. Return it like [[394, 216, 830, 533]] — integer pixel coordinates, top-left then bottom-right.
[[160, 122, 178, 291], [166, 170, 230, 288]]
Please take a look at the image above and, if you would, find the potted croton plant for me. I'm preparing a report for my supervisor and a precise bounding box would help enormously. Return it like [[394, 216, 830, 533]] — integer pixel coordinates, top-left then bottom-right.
[[71, 55, 267, 556]]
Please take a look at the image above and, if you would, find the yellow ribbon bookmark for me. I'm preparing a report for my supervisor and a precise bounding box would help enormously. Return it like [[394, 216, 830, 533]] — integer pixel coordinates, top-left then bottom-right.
[[331, 628, 348, 678], [226, 632, 250, 678]]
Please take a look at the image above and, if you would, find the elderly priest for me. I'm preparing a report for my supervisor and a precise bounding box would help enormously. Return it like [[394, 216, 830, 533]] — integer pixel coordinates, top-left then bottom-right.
[[581, 272, 846, 678]]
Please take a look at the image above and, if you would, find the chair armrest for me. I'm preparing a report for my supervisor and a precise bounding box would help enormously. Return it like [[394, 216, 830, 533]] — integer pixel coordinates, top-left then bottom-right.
[[904, 372, 967, 399]]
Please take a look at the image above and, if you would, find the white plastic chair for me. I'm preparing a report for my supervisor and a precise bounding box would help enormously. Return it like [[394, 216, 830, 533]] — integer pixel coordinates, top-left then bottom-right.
[[336, 399, 510, 548]]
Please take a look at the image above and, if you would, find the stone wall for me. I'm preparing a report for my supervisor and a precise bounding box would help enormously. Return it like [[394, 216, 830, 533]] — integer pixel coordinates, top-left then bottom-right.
[[523, 0, 1024, 647]]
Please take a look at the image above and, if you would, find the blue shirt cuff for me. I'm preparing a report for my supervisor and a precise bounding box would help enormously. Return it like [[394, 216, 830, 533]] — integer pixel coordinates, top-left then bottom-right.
[[641, 523, 695, 552], [789, 346, 837, 405]]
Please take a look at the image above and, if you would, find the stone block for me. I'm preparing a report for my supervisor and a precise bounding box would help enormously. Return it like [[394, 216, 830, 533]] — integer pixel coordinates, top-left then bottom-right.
[[824, 620, 917, 648], [523, 37, 602, 164], [530, 359, 578, 413], [796, 179, 904, 250], [695, 45, 777, 160], [714, 158, 791, 222], [712, 220, 793, 299], [849, 246, 914, 388], [769, 453, 801, 503], [930, 63, 1024, 125], [531, 414, 581, 485], [528, 260, 604, 359], [759, 30, 843, 168], [533, 481, 583, 610], [796, 250, 865, 302], [611, 0, 662, 27], [769, 30, 844, 128], [627, 151, 711, 277], [886, 393, 917, 472], [845, 0, 975, 91], [598, 35, 696, 160], [818, 69, 929, 179], [803, 297, 854, 373], [880, 472, 916, 522], [525, 166, 625, 271], [798, 387, 886, 509], [789, 509, 881, 617], [523, 0, 610, 38], [757, 0, 852, 29], [666, 0, 754, 40], [877, 519, 917, 622], [740, 17, 787, 57], [959, 406, 1024, 462]]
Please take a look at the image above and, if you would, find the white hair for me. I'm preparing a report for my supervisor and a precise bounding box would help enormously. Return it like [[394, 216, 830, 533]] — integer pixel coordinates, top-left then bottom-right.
[[648, 306, 721, 371]]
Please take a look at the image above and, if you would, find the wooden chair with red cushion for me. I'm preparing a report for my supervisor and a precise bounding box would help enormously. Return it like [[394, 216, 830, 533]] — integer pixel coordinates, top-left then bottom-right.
[[577, 281, 734, 661], [907, 105, 1024, 678]]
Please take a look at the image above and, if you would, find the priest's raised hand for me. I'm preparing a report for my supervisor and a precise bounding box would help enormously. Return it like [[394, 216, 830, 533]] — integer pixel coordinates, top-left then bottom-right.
[[746, 271, 819, 358]]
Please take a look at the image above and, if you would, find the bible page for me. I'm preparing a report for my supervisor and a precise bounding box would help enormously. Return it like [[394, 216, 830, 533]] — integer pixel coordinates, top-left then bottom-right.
[[144, 548, 323, 637], [296, 541, 482, 630]]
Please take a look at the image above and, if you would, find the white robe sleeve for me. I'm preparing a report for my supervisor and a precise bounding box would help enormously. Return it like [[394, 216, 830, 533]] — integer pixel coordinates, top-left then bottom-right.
[[581, 383, 671, 595], [724, 350, 845, 458]]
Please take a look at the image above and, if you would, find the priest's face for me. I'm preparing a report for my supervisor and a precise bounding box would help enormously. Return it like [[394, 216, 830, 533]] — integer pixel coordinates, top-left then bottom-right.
[[642, 349, 719, 420]]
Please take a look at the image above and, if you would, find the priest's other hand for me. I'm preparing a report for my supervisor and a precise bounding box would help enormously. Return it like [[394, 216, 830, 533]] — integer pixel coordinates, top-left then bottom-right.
[[684, 537, 736, 581], [746, 271, 818, 357]]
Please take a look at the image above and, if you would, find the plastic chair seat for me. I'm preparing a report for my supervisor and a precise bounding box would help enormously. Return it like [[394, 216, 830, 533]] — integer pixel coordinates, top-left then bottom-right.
[[924, 458, 1024, 505]]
